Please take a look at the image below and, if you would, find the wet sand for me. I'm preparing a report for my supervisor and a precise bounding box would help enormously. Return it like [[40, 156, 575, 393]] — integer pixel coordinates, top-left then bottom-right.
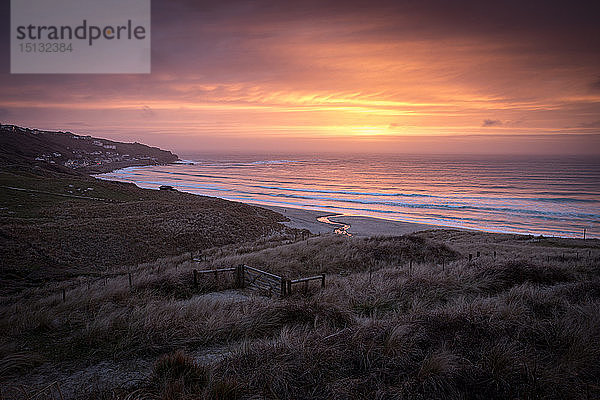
[[255, 205, 334, 234], [255, 204, 456, 236], [327, 215, 455, 236]]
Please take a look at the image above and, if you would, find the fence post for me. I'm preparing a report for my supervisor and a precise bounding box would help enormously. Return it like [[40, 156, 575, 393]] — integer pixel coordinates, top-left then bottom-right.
[[128, 273, 132, 289], [55, 382, 65, 400], [280, 279, 287, 296], [235, 265, 245, 289], [193, 269, 198, 287], [321, 273, 326, 288], [476, 251, 480, 258], [469, 254, 473, 262], [286, 279, 292, 295], [62, 288, 66, 302]]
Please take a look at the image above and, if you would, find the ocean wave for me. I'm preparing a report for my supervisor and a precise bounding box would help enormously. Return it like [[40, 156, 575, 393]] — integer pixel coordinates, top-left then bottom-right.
[[229, 190, 599, 221], [195, 159, 304, 167], [99, 158, 600, 238], [250, 184, 436, 198], [174, 160, 196, 165], [248, 184, 598, 204], [221, 196, 585, 236], [106, 172, 599, 220]]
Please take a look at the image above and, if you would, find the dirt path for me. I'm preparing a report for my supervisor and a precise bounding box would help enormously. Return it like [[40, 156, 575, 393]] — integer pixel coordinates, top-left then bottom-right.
[[1, 290, 251, 399]]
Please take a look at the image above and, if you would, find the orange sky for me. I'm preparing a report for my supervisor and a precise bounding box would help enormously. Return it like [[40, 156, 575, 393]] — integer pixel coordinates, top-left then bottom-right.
[[1, 0, 599, 154]]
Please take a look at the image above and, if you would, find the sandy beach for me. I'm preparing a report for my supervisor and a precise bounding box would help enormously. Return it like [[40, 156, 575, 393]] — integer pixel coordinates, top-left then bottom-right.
[[255, 204, 455, 236]]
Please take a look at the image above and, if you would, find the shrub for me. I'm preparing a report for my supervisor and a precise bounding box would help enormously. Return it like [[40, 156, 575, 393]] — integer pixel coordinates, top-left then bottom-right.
[[150, 350, 208, 399]]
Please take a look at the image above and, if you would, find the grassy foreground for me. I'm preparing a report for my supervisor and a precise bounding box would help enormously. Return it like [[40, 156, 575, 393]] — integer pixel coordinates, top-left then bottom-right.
[[1, 231, 599, 399]]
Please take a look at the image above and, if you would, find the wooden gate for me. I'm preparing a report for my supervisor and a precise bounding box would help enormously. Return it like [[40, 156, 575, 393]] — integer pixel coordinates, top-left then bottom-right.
[[192, 264, 325, 297], [241, 265, 285, 296]]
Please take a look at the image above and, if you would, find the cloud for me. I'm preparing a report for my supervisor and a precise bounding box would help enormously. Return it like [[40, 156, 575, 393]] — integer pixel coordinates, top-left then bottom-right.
[[141, 105, 155, 117], [590, 77, 600, 92], [0, 0, 598, 154], [0, 108, 11, 119], [482, 119, 502, 127], [62, 121, 92, 127]]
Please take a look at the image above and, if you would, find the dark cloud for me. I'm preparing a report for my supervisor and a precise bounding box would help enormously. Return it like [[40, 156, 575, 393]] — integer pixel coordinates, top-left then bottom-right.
[[152, 0, 600, 52], [2, 1, 599, 82], [482, 119, 502, 127], [591, 77, 600, 91], [141, 105, 155, 117], [130, 0, 600, 82], [0, 0, 9, 74], [62, 121, 92, 127]]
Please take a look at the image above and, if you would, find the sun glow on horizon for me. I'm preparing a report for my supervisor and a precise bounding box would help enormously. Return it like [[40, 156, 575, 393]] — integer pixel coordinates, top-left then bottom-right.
[[0, 1, 598, 154]]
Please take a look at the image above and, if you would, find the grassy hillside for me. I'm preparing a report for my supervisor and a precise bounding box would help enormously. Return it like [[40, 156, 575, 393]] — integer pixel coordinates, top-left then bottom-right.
[[1, 232, 598, 399], [0, 168, 291, 294], [0, 126, 298, 293], [0, 124, 178, 173]]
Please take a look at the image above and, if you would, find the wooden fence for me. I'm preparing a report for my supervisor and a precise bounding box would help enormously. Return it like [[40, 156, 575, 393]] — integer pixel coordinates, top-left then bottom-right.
[[192, 264, 325, 296], [287, 275, 326, 294]]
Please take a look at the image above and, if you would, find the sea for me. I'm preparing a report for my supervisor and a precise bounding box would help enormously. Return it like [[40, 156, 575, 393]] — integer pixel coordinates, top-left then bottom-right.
[[97, 153, 600, 239]]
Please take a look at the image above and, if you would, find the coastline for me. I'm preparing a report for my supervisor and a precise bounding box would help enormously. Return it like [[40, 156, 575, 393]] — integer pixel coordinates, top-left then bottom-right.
[[94, 162, 595, 240], [85, 160, 180, 175], [254, 203, 459, 236], [93, 161, 470, 238], [91, 162, 464, 238]]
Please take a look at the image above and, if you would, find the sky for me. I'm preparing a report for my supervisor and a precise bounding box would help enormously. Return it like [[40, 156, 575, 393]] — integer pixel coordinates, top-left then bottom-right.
[[1, 0, 599, 154]]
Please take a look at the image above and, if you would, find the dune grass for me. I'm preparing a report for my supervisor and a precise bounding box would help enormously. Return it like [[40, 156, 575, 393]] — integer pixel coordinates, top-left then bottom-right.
[[1, 231, 599, 399]]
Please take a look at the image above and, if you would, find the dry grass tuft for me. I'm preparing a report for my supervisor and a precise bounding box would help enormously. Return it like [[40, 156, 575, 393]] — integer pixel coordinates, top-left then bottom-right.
[[149, 350, 208, 400]]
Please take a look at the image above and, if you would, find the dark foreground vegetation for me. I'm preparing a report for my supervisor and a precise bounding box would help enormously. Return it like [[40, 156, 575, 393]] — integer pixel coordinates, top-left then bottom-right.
[[0, 169, 289, 294], [1, 124, 598, 399], [1, 231, 599, 399]]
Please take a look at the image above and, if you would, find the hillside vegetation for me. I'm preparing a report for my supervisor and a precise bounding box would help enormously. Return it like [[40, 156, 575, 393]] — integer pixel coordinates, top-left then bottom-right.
[[0, 169, 290, 293], [1, 231, 598, 399], [0, 124, 178, 173]]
